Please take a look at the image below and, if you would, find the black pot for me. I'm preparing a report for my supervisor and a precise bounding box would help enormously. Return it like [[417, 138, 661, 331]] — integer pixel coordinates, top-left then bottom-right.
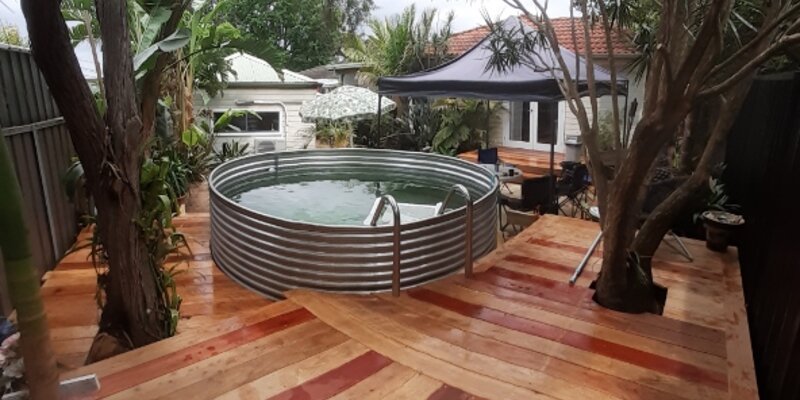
[[701, 211, 743, 252], [703, 221, 732, 252]]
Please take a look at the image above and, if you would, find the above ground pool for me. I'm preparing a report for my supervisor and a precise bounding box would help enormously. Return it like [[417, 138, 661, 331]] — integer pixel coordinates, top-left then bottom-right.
[[209, 149, 499, 298]]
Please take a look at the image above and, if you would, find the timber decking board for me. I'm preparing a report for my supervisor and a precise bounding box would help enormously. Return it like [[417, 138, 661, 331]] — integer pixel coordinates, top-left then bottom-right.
[[95, 308, 314, 397], [458, 146, 566, 176], [410, 287, 728, 390], [43, 213, 755, 399], [42, 213, 273, 371], [265, 350, 393, 400], [369, 293, 681, 400]]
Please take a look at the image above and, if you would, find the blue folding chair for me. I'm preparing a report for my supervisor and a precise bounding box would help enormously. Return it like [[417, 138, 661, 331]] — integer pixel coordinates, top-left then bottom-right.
[[478, 147, 516, 194], [477, 148, 499, 165]]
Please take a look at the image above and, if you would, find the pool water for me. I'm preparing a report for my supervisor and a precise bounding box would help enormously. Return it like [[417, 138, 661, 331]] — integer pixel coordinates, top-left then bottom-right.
[[231, 177, 452, 226]]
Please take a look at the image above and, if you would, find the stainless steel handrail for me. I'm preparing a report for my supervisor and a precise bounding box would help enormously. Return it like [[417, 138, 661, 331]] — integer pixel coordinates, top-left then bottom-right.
[[369, 195, 402, 296], [439, 184, 474, 278]]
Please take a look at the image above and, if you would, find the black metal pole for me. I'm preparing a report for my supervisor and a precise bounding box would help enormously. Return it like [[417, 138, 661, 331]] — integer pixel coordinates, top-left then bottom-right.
[[550, 126, 556, 214], [550, 133, 556, 177], [377, 95, 382, 147], [622, 81, 630, 144], [484, 99, 490, 148]]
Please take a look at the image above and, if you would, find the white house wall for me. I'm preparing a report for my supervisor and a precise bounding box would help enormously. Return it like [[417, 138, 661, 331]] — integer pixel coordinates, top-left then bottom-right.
[[488, 105, 511, 148], [198, 87, 318, 151], [488, 63, 647, 152]]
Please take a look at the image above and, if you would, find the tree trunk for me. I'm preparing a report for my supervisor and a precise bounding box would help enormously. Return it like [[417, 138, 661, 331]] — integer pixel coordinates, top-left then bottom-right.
[[593, 108, 688, 312], [0, 137, 59, 399], [679, 101, 715, 174], [22, 0, 169, 349], [92, 184, 165, 346]]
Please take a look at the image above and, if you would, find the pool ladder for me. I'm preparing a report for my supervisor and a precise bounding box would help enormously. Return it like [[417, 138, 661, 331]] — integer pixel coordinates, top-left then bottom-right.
[[369, 184, 474, 297]]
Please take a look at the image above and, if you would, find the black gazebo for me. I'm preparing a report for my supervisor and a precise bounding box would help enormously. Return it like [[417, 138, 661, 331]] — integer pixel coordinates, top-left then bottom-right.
[[376, 16, 628, 182]]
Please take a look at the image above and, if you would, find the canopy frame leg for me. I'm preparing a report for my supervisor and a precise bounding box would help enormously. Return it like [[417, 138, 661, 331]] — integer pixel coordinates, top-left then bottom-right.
[[377, 95, 383, 147]]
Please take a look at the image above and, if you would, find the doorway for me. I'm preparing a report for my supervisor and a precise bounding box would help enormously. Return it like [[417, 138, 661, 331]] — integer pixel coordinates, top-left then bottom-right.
[[504, 101, 565, 153]]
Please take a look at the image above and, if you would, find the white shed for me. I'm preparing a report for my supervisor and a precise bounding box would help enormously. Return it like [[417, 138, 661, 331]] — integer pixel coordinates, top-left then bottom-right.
[[198, 53, 321, 152]]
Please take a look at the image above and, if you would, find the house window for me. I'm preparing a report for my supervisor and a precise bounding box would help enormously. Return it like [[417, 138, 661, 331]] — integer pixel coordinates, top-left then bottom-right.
[[213, 111, 281, 133]]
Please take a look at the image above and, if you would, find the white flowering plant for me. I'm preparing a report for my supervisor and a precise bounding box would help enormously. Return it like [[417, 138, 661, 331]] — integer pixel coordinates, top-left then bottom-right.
[[0, 320, 25, 396]]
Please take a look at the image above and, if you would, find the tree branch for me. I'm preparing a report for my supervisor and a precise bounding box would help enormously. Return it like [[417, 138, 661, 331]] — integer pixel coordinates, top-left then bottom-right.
[[501, 0, 588, 122], [633, 83, 750, 255], [700, 33, 800, 97], [706, 1, 800, 81], [21, 0, 106, 182], [596, 0, 623, 152], [81, 10, 105, 103], [498, 0, 614, 212], [671, 0, 732, 100], [578, 0, 600, 134]]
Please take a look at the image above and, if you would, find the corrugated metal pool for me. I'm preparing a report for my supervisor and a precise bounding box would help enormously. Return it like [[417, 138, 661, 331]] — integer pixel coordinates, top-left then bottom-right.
[[209, 148, 498, 298]]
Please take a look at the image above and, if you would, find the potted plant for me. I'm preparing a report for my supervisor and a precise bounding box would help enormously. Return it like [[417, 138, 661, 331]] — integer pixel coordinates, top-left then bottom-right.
[[332, 122, 353, 148], [695, 175, 744, 252], [701, 210, 744, 252], [314, 122, 334, 148]]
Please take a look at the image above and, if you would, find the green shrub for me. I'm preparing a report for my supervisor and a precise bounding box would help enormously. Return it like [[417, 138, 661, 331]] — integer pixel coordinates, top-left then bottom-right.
[[431, 99, 503, 155]]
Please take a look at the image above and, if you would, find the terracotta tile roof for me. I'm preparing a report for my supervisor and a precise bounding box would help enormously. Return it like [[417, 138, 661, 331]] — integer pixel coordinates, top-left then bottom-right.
[[448, 25, 492, 56], [448, 17, 636, 57]]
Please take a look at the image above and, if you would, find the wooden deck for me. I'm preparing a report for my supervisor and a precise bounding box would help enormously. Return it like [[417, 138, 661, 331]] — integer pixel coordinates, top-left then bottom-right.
[[47, 213, 757, 399], [42, 214, 272, 370], [459, 147, 566, 176]]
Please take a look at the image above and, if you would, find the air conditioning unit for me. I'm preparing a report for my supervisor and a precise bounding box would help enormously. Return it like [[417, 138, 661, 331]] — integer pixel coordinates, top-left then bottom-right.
[[254, 138, 286, 153]]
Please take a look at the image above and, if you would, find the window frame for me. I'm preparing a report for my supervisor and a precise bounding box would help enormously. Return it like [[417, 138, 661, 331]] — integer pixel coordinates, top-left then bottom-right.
[[211, 108, 284, 137]]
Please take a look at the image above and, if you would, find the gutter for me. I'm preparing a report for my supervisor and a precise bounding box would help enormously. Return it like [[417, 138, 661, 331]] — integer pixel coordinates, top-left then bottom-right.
[[226, 81, 322, 89]]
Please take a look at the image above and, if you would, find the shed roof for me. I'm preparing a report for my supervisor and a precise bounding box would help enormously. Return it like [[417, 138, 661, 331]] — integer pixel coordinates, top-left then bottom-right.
[[225, 53, 282, 82]]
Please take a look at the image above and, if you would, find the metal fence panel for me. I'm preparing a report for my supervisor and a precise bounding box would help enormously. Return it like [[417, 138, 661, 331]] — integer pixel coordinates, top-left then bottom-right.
[[725, 72, 800, 400], [0, 45, 78, 313]]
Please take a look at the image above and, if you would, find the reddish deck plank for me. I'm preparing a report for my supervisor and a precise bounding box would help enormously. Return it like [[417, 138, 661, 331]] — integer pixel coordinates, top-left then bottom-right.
[[95, 308, 314, 397], [410, 288, 728, 390], [527, 237, 603, 257], [267, 350, 393, 400], [427, 384, 486, 400], [382, 296, 682, 400], [454, 276, 727, 358], [410, 289, 565, 342], [474, 268, 590, 305]]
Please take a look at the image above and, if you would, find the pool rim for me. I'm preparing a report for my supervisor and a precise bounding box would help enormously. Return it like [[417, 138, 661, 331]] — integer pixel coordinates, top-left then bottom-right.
[[208, 147, 499, 229]]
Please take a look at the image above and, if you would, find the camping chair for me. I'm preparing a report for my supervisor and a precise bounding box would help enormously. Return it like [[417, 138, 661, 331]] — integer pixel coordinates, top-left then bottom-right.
[[478, 147, 514, 193], [555, 162, 590, 218], [639, 176, 693, 262], [499, 175, 554, 239], [477, 147, 500, 164]]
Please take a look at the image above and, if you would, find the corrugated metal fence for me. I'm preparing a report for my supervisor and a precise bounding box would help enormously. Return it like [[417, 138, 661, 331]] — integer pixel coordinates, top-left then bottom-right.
[[725, 72, 800, 399], [0, 45, 78, 314]]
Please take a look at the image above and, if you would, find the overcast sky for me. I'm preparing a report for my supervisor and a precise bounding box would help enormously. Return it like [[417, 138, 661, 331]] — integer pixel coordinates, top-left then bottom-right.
[[371, 0, 572, 31], [0, 0, 572, 75], [1, 0, 573, 36]]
